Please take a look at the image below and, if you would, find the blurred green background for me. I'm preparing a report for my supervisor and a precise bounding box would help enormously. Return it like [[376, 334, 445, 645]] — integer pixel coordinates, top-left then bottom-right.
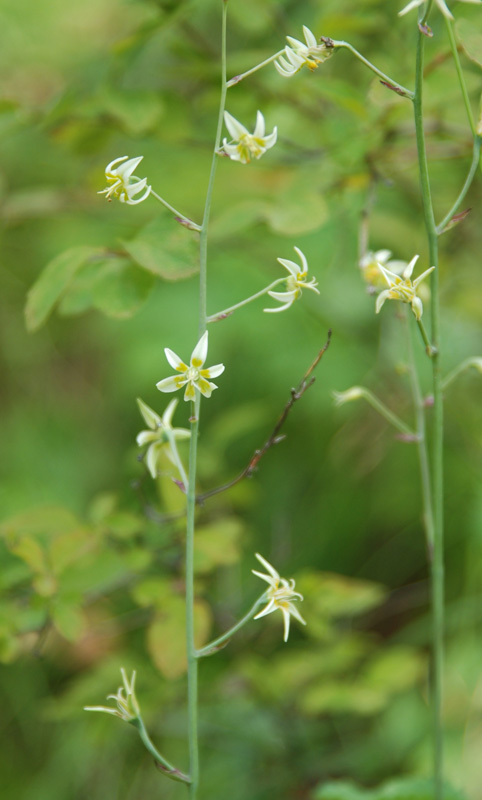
[[1, 0, 482, 798]]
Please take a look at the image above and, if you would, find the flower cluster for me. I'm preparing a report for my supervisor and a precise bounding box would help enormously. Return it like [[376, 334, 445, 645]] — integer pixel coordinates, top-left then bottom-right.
[[98, 156, 151, 205], [84, 668, 140, 722], [136, 398, 190, 479], [376, 254, 434, 320], [156, 332, 225, 402], [275, 26, 334, 78], [265, 247, 319, 313], [253, 553, 306, 642], [222, 110, 277, 164]]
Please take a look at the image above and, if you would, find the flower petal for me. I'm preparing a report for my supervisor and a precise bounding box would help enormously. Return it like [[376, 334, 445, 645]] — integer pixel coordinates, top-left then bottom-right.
[[255, 553, 281, 581], [277, 256, 301, 279], [161, 398, 178, 428], [137, 397, 161, 430], [376, 290, 390, 314], [197, 378, 217, 398], [203, 363, 225, 379], [191, 331, 209, 368], [136, 430, 158, 446], [146, 442, 162, 478], [303, 25, 318, 49], [402, 254, 419, 280], [253, 110, 266, 139], [412, 266, 435, 287], [157, 375, 185, 393], [184, 382, 196, 402], [411, 296, 424, 320], [224, 110, 249, 140], [165, 348, 187, 372], [105, 156, 129, 174]]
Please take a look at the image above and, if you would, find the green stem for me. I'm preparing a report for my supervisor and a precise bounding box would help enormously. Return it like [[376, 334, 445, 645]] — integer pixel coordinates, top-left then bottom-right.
[[413, 25, 444, 800], [207, 278, 286, 322], [406, 311, 435, 554], [185, 7, 229, 799], [227, 49, 286, 87], [442, 356, 482, 389], [436, 136, 481, 234], [335, 387, 416, 437], [334, 41, 414, 99], [186, 397, 200, 800], [132, 717, 190, 783], [150, 190, 201, 231], [444, 17, 476, 136], [196, 598, 264, 656], [199, 1, 228, 336], [417, 318, 436, 357]]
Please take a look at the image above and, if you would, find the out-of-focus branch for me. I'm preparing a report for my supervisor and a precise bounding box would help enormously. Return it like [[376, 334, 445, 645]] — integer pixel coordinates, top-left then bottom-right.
[[196, 331, 332, 503]]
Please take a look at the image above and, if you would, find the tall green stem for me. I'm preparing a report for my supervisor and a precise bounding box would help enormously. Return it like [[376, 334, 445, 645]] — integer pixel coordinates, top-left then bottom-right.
[[413, 25, 444, 800], [199, 1, 228, 336], [186, 5, 229, 798], [444, 17, 475, 136], [186, 398, 200, 799], [406, 312, 435, 555]]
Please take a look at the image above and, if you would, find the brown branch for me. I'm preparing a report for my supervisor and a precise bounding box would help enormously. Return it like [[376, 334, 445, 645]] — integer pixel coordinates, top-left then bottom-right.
[[196, 331, 332, 504]]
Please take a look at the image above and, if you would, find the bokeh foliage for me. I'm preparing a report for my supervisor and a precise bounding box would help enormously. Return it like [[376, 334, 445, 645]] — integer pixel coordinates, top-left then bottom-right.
[[1, 0, 481, 799]]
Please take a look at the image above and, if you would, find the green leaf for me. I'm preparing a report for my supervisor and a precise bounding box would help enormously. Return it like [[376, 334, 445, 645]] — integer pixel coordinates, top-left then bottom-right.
[[264, 190, 327, 236], [100, 88, 164, 136], [91, 259, 154, 319], [122, 216, 199, 280], [58, 258, 154, 320], [25, 246, 100, 331], [297, 570, 386, 621], [312, 778, 467, 800], [299, 680, 387, 716], [147, 597, 211, 679], [51, 601, 87, 642], [9, 536, 46, 574], [456, 17, 482, 68], [194, 517, 244, 575]]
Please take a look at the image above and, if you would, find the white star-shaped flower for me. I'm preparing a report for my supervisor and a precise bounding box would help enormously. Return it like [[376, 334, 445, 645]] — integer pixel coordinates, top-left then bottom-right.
[[156, 331, 225, 402], [98, 156, 151, 205], [398, 0, 481, 21], [359, 249, 409, 294], [275, 25, 334, 78], [264, 247, 319, 313], [253, 553, 306, 642], [136, 398, 190, 479], [84, 668, 140, 722], [376, 254, 434, 320], [222, 110, 277, 165]]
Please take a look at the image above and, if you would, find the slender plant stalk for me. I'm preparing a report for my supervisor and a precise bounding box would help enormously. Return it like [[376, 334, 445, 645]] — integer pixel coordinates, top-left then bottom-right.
[[406, 312, 435, 555], [334, 41, 414, 99], [197, 598, 264, 656], [443, 17, 476, 135], [412, 23, 444, 800], [199, 1, 228, 336], [185, 5, 229, 798], [185, 398, 200, 799], [227, 49, 285, 87], [150, 190, 201, 231], [436, 136, 481, 233], [207, 278, 286, 321], [132, 717, 190, 783]]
